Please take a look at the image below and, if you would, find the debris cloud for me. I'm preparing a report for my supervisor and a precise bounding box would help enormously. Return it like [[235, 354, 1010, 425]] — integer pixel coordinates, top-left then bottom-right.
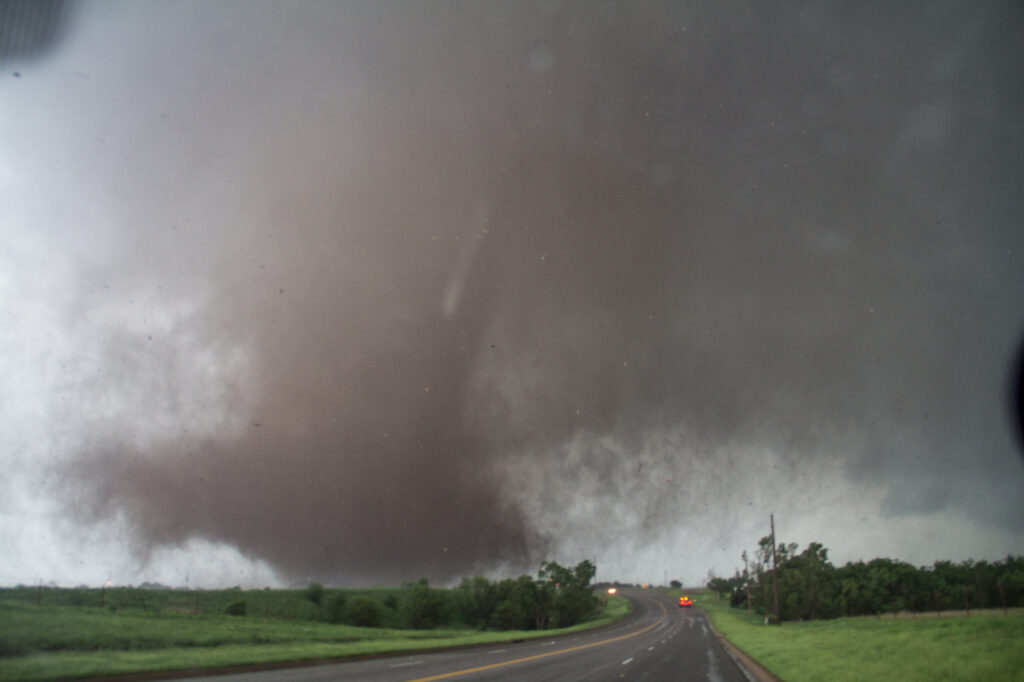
[[2, 1, 1022, 585]]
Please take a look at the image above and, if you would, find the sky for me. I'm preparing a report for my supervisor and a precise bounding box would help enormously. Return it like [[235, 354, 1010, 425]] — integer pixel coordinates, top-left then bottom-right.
[[1, 0, 1023, 588]]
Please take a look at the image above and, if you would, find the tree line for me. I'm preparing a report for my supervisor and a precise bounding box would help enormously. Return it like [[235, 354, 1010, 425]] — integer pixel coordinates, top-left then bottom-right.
[[706, 537, 1024, 622], [299, 559, 600, 630], [455, 559, 600, 630], [5, 560, 602, 632]]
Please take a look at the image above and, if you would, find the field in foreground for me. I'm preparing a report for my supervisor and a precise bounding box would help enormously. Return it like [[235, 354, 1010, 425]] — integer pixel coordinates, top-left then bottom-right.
[[0, 591, 630, 682], [696, 594, 1024, 682]]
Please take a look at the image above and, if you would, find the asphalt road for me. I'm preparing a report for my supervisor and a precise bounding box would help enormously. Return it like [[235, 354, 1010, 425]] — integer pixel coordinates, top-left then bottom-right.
[[177, 590, 751, 682]]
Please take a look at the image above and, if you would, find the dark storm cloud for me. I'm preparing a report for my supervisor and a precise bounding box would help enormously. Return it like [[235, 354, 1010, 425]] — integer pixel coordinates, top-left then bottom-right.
[[56, 1, 1024, 584]]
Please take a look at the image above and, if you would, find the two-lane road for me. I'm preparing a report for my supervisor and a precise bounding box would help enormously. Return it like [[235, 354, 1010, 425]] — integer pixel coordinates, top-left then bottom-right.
[[183, 590, 750, 681]]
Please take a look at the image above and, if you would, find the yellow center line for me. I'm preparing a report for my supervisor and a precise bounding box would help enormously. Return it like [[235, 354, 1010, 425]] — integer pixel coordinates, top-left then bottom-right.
[[406, 595, 668, 681]]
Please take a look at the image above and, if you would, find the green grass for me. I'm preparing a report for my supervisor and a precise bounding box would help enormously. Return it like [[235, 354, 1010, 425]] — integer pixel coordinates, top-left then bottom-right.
[[1, 587, 359, 625], [695, 594, 1024, 682], [0, 592, 631, 681]]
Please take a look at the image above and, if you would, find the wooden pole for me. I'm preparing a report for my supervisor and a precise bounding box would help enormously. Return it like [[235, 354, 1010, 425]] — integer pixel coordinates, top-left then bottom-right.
[[770, 514, 780, 625], [743, 552, 752, 614]]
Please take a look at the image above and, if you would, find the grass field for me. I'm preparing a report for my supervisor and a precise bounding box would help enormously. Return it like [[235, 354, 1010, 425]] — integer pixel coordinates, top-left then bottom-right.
[[0, 586, 402, 626], [0, 589, 631, 681], [695, 593, 1024, 682]]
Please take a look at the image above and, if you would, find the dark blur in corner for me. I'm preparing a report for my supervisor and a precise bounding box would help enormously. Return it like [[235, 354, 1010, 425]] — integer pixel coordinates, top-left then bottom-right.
[[1011, 335, 1024, 456], [1, 0, 70, 66]]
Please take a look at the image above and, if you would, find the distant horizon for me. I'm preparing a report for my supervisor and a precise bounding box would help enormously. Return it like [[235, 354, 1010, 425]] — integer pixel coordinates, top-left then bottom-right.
[[7, 546, 1023, 592]]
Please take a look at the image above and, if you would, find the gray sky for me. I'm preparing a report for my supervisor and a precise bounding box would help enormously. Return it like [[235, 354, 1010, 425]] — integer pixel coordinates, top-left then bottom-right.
[[2, 0, 1023, 588]]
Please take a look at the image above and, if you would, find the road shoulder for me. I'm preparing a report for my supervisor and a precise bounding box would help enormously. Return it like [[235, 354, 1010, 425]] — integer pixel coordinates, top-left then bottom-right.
[[698, 608, 782, 682]]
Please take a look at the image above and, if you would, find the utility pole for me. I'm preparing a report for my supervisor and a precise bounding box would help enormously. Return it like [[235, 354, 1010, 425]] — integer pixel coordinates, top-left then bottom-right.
[[742, 551, 751, 614], [770, 513, 781, 625]]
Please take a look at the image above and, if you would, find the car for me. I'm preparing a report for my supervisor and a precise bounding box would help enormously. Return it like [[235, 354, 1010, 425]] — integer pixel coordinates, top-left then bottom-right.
[[679, 595, 693, 607]]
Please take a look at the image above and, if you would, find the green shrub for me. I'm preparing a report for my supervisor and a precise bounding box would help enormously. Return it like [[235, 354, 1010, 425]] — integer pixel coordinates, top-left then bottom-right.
[[457, 576, 499, 629], [224, 599, 247, 616], [553, 588, 599, 627], [403, 584, 445, 629], [345, 596, 382, 627], [326, 593, 347, 624], [304, 583, 324, 606], [489, 599, 529, 630]]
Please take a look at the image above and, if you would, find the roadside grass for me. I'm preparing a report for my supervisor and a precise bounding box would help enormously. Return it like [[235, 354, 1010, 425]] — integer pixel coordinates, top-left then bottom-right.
[[695, 594, 1024, 682], [0, 593, 630, 681]]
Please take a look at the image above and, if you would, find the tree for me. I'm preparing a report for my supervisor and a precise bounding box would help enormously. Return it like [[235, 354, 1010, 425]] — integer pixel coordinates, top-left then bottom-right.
[[346, 596, 383, 627], [453, 559, 598, 631], [456, 576, 499, 629], [490, 597, 530, 630], [778, 542, 837, 620], [224, 599, 247, 616], [326, 592, 347, 624], [403, 583, 446, 629], [539, 560, 599, 627], [714, 543, 1024, 622], [304, 582, 325, 606], [491, 575, 547, 630], [706, 576, 733, 600]]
